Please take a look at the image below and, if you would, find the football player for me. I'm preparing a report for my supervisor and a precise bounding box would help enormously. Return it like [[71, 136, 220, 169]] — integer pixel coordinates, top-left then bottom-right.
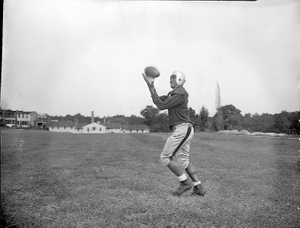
[[142, 71, 206, 196]]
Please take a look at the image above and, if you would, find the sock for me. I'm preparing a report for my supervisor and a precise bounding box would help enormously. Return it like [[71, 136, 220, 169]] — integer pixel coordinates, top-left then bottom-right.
[[193, 181, 201, 186], [178, 173, 188, 182]]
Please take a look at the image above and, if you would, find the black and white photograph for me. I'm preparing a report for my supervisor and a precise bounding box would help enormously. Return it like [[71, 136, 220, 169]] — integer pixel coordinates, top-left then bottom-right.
[[1, 0, 300, 227]]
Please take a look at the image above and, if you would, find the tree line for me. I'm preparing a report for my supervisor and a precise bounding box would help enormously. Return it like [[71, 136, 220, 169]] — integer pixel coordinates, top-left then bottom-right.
[[212, 104, 299, 134], [139, 104, 299, 134], [49, 104, 299, 134], [48, 113, 145, 126]]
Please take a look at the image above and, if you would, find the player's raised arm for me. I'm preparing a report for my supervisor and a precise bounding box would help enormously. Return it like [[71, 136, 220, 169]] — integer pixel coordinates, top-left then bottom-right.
[[142, 66, 160, 95]]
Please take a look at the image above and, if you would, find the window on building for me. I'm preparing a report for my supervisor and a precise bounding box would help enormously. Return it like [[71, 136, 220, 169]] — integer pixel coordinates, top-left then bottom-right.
[[87, 128, 89, 131], [93, 127, 96, 131], [100, 128, 102, 131], [64, 126, 66, 129]]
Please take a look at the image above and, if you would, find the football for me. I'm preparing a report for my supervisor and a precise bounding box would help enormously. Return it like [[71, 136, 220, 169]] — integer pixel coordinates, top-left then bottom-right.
[[144, 66, 160, 78]]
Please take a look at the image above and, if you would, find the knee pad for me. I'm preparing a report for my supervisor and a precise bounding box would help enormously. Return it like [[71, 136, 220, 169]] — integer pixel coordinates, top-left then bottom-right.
[[160, 153, 171, 166]]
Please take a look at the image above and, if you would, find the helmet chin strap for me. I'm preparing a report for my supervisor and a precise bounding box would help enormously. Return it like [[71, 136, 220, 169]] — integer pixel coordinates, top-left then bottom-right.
[[172, 84, 182, 90]]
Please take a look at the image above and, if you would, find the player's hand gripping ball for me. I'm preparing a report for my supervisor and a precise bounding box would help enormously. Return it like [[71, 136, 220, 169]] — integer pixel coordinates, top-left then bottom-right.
[[144, 66, 160, 78], [143, 66, 160, 85]]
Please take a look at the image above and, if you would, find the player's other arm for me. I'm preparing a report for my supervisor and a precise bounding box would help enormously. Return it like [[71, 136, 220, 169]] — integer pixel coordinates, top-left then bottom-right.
[[142, 73, 156, 94], [152, 93, 183, 110], [141, 78, 165, 108], [142, 73, 164, 102]]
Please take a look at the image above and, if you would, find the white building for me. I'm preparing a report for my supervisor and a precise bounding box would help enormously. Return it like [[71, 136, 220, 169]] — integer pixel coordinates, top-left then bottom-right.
[[48, 121, 149, 134], [0, 109, 38, 128], [48, 121, 76, 133], [82, 122, 106, 134], [121, 125, 150, 133], [48, 111, 150, 134]]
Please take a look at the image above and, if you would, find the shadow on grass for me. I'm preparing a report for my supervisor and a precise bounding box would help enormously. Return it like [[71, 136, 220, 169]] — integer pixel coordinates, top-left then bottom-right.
[[0, 205, 9, 228], [1, 199, 18, 228]]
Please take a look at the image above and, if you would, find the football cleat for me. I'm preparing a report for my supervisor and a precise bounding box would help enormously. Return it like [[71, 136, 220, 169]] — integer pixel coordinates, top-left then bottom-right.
[[192, 184, 206, 196], [172, 182, 192, 196]]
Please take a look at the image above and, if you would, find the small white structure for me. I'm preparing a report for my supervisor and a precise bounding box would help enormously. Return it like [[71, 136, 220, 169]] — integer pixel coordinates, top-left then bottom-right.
[[72, 123, 89, 133], [105, 123, 123, 133], [121, 125, 150, 133], [82, 122, 106, 134], [48, 121, 76, 133]]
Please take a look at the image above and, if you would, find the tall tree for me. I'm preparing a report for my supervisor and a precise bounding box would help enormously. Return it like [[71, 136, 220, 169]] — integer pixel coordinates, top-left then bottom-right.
[[273, 113, 284, 133], [151, 112, 170, 132], [128, 115, 145, 125], [218, 104, 243, 130], [288, 111, 300, 132], [140, 105, 159, 127], [242, 113, 252, 131]]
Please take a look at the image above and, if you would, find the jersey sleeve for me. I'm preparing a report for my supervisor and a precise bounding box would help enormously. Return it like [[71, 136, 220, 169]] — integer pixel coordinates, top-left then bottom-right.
[[151, 91, 184, 110]]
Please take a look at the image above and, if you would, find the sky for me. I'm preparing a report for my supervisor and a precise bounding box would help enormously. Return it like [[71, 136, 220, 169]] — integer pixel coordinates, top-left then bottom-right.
[[2, 0, 300, 118]]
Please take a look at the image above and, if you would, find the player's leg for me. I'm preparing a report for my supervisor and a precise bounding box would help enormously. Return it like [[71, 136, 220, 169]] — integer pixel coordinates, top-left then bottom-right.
[[161, 136, 191, 194], [181, 140, 200, 182], [185, 162, 199, 182], [185, 162, 206, 196], [170, 158, 191, 196], [180, 127, 206, 196], [167, 157, 185, 176], [167, 157, 191, 191], [160, 124, 192, 195]]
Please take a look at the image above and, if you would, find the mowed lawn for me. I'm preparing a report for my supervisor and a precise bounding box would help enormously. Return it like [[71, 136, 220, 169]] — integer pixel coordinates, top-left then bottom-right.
[[1, 129, 299, 228]]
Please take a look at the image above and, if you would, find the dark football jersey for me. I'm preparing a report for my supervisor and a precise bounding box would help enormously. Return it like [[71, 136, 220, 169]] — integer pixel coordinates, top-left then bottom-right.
[[151, 86, 193, 128]]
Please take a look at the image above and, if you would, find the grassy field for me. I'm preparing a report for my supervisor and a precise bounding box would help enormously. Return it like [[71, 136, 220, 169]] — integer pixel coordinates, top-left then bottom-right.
[[1, 129, 299, 228]]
